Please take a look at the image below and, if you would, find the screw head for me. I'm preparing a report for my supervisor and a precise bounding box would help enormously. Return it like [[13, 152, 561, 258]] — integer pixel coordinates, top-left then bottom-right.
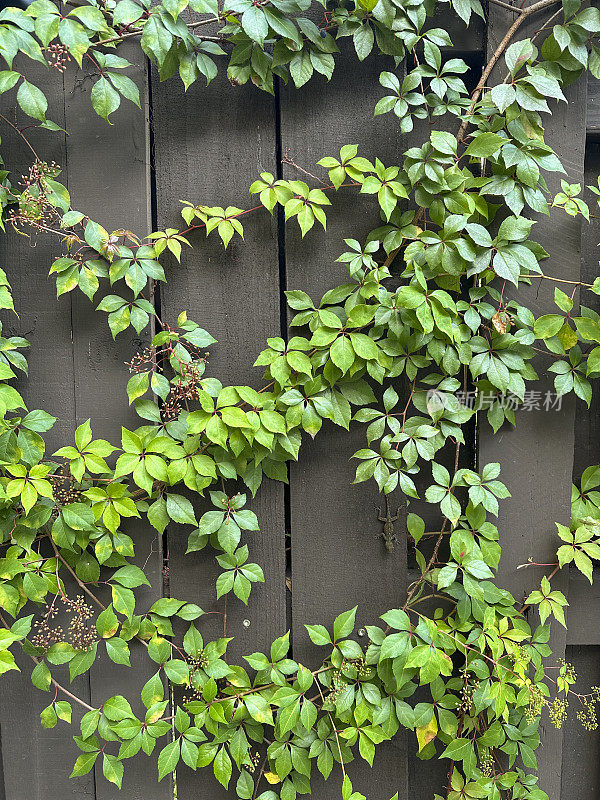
[[357, 627, 366, 638], [242, 618, 251, 628]]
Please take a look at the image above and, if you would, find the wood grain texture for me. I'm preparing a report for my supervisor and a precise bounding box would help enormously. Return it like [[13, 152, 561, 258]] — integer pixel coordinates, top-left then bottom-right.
[[481, 7, 587, 798], [565, 76, 600, 137], [574, 142, 600, 483], [565, 572, 600, 645], [62, 45, 171, 800], [587, 77, 600, 137], [560, 646, 600, 799], [567, 145, 600, 654], [151, 69, 287, 799], [279, 42, 412, 800], [0, 62, 94, 800]]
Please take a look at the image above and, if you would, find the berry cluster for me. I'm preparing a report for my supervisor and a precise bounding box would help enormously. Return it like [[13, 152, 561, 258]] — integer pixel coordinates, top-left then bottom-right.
[[326, 656, 369, 705], [182, 654, 211, 705], [31, 594, 96, 652], [46, 43, 71, 72], [479, 746, 494, 778], [126, 347, 156, 374], [576, 686, 600, 731], [50, 474, 83, 507], [162, 361, 207, 421], [246, 750, 261, 773], [351, 655, 372, 680], [31, 597, 64, 650], [63, 594, 96, 652], [525, 686, 544, 723], [557, 658, 577, 683], [548, 696, 569, 729], [8, 160, 60, 230], [457, 669, 478, 716], [327, 668, 348, 705]]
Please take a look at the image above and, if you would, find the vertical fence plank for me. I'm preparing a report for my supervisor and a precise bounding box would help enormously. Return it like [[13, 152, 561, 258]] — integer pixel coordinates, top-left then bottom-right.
[[151, 71, 286, 798], [61, 45, 171, 799], [480, 6, 587, 797], [280, 28, 483, 796], [561, 646, 600, 799], [573, 141, 600, 482], [280, 46, 412, 800], [561, 139, 600, 800], [0, 64, 95, 800]]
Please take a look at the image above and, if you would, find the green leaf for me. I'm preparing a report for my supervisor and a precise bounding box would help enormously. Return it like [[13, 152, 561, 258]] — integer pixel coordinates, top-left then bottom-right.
[[214, 745, 232, 789], [103, 753, 124, 789], [107, 72, 141, 107], [330, 336, 355, 373], [71, 752, 99, 777], [305, 624, 331, 645], [244, 693, 274, 725], [31, 660, 51, 691], [241, 6, 268, 44], [90, 76, 121, 123], [290, 50, 313, 88], [69, 644, 97, 681], [158, 740, 180, 781], [465, 132, 504, 158], [534, 314, 564, 339], [127, 372, 149, 404], [166, 493, 197, 526], [575, 316, 600, 344], [441, 738, 473, 761], [17, 79, 47, 121], [106, 637, 131, 666], [333, 606, 357, 641]]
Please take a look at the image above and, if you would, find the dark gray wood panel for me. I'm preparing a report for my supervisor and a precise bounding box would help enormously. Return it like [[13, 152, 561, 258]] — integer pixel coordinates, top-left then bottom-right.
[[566, 571, 600, 645], [568, 144, 600, 655], [587, 78, 600, 138], [561, 646, 600, 799], [480, 7, 587, 798], [570, 77, 600, 137], [432, 4, 484, 51], [151, 70, 287, 798], [62, 45, 171, 799], [0, 63, 94, 800], [280, 42, 411, 800], [574, 142, 600, 482]]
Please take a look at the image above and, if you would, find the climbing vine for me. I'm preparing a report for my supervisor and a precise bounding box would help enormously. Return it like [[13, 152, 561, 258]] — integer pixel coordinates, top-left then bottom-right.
[[1, 0, 600, 798]]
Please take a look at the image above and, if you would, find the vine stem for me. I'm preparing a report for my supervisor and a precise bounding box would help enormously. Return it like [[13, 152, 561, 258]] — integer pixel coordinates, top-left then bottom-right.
[[314, 677, 346, 783], [403, 367, 466, 610], [213, 665, 333, 706], [0, 113, 40, 160], [251, 752, 270, 800], [47, 673, 96, 712], [522, 272, 595, 288], [487, 0, 521, 11], [48, 534, 107, 613], [47, 533, 151, 650], [457, 0, 562, 143], [0, 610, 96, 713]]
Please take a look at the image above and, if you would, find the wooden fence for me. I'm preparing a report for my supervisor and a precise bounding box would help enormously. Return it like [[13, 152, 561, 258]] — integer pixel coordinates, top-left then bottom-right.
[[0, 5, 599, 799]]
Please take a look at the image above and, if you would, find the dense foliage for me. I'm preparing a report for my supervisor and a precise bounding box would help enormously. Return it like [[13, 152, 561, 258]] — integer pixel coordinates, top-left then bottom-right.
[[1, 0, 600, 798]]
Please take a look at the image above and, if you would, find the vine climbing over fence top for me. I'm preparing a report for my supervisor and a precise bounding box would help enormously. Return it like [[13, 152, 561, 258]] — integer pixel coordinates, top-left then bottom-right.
[[1, 0, 600, 799]]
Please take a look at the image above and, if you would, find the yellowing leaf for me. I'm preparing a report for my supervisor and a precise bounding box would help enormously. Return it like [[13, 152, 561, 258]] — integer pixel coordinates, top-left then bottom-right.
[[416, 712, 438, 752]]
